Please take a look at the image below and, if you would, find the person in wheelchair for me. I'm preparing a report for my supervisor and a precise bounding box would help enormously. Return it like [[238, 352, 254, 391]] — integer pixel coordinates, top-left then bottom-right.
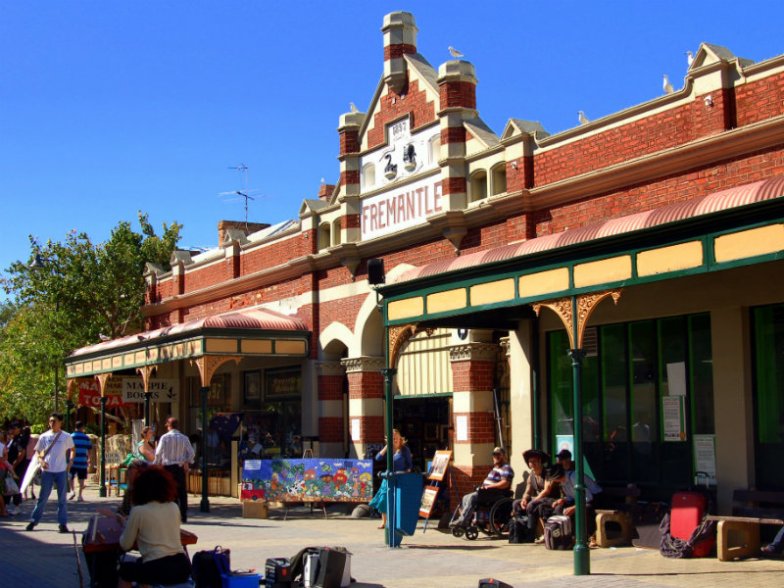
[[450, 447, 514, 529]]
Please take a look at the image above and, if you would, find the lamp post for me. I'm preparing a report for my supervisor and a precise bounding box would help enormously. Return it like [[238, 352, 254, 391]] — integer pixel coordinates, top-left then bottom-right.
[[199, 385, 210, 513]]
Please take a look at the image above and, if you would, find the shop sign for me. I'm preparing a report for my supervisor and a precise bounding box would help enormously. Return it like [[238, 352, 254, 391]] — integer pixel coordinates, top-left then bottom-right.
[[121, 377, 179, 403], [78, 378, 126, 408]]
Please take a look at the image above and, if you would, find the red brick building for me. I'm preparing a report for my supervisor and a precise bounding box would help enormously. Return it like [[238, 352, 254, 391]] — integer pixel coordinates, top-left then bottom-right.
[[67, 12, 784, 510]]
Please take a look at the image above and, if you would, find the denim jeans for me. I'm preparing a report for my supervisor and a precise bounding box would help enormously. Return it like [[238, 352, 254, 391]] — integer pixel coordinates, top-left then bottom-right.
[[30, 470, 68, 525]]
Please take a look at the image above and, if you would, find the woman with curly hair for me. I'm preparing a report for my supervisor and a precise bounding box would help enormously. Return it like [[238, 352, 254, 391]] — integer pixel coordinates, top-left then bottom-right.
[[117, 465, 192, 587]]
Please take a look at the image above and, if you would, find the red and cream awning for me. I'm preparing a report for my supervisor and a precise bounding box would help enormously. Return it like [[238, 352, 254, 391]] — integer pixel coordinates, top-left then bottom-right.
[[66, 306, 310, 378]]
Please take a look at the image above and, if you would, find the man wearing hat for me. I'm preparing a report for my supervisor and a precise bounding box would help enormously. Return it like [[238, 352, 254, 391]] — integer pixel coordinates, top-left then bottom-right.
[[548, 449, 602, 540], [450, 446, 514, 528], [512, 449, 554, 541]]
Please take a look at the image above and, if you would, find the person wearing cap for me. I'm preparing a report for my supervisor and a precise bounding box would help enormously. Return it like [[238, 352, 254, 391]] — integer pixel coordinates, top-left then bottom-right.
[[548, 449, 602, 541], [450, 446, 514, 528], [512, 449, 556, 539]]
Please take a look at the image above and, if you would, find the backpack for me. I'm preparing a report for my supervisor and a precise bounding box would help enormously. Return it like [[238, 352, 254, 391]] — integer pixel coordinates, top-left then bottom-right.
[[508, 516, 533, 544], [544, 515, 574, 550], [659, 513, 717, 559], [192, 546, 231, 588]]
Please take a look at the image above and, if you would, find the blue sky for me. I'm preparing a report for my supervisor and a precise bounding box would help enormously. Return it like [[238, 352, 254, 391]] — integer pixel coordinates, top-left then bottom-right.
[[2, 0, 783, 294]]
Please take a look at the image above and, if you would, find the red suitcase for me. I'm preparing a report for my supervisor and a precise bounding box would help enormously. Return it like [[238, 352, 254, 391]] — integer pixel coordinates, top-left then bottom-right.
[[670, 491, 707, 541], [670, 491, 715, 557]]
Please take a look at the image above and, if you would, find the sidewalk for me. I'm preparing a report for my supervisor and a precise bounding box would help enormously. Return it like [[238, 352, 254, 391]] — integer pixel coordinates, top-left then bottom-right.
[[1, 483, 782, 588]]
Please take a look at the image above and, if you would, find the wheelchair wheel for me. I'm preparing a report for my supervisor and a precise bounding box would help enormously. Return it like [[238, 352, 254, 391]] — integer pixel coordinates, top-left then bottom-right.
[[465, 526, 479, 540], [489, 496, 514, 536], [452, 526, 465, 538]]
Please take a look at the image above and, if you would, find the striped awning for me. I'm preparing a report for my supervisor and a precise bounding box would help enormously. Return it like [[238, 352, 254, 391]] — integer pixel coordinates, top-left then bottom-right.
[[397, 175, 784, 284], [382, 175, 784, 325], [66, 306, 310, 378]]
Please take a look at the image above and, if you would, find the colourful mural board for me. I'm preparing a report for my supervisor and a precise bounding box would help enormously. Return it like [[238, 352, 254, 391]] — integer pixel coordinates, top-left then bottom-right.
[[241, 458, 373, 503]]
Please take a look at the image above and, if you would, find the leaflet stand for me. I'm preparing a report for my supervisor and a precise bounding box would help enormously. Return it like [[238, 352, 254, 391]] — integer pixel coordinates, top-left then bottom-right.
[[419, 450, 452, 533]]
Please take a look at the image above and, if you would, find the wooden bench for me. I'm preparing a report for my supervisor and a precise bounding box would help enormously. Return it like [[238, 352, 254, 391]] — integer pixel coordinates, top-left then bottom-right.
[[594, 484, 641, 548], [706, 490, 784, 561]]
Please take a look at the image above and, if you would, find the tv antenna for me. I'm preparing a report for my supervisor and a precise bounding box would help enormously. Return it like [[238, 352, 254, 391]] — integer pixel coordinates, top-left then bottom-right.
[[220, 163, 262, 231]]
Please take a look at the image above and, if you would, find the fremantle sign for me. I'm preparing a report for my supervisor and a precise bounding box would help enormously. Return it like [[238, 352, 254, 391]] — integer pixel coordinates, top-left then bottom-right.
[[360, 174, 443, 240]]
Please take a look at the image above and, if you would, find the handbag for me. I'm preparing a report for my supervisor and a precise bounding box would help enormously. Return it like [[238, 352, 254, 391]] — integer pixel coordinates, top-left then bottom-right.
[[192, 545, 231, 588], [4, 474, 20, 495]]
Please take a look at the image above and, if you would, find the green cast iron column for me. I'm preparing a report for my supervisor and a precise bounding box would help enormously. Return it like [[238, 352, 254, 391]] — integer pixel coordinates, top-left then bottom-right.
[[99, 395, 107, 497], [200, 385, 210, 513], [382, 367, 398, 547], [570, 297, 589, 575]]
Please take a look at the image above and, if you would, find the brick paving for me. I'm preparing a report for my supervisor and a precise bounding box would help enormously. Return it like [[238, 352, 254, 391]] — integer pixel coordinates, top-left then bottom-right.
[[1, 484, 782, 588]]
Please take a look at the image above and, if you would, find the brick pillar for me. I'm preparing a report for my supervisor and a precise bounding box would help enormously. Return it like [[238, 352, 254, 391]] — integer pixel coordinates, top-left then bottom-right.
[[338, 111, 365, 244], [437, 60, 477, 211], [342, 356, 385, 458], [382, 11, 417, 94], [449, 342, 499, 500], [317, 360, 346, 458]]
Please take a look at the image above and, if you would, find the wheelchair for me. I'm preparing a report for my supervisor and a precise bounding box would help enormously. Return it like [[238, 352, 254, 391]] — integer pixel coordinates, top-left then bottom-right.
[[449, 488, 515, 540]]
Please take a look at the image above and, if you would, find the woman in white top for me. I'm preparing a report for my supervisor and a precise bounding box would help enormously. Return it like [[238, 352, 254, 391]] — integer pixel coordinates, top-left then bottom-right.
[[118, 465, 191, 587]]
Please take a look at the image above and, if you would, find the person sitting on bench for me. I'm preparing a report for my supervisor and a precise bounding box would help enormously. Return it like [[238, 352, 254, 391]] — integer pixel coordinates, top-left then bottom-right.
[[513, 449, 556, 541], [548, 449, 602, 542], [450, 447, 514, 528]]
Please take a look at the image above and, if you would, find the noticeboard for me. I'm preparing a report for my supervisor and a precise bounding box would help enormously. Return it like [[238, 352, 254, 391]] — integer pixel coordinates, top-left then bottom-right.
[[241, 458, 373, 503]]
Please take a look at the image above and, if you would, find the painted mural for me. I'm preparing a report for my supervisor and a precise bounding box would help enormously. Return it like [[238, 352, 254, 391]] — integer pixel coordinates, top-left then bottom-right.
[[241, 458, 373, 502]]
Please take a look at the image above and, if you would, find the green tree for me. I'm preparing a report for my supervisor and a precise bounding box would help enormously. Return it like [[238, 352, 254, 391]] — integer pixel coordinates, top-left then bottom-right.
[[0, 212, 181, 424]]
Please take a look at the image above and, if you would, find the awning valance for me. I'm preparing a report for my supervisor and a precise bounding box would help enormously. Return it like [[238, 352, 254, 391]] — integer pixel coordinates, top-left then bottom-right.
[[381, 175, 784, 325], [65, 307, 310, 378]]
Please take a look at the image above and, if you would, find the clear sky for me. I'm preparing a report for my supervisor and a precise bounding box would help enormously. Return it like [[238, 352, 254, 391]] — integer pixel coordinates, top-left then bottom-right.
[[2, 0, 783, 294]]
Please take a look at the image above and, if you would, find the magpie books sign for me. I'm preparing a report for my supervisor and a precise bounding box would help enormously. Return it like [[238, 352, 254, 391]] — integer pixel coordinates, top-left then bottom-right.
[[121, 378, 179, 403]]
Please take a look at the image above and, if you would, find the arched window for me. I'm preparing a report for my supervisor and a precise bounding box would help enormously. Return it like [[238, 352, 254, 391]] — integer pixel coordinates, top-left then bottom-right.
[[331, 218, 342, 246], [362, 163, 376, 190], [429, 134, 441, 166], [469, 170, 488, 203], [491, 164, 507, 196], [318, 222, 331, 250]]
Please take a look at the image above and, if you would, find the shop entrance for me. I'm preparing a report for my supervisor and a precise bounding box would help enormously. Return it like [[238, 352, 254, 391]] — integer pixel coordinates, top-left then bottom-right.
[[393, 395, 451, 472]]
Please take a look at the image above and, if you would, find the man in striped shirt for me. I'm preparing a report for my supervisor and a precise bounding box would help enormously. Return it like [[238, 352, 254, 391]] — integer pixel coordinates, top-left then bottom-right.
[[154, 417, 195, 522], [69, 421, 92, 501]]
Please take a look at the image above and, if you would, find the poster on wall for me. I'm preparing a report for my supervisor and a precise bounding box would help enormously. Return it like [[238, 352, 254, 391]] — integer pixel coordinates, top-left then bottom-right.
[[693, 434, 717, 485], [662, 396, 686, 441], [241, 458, 373, 502]]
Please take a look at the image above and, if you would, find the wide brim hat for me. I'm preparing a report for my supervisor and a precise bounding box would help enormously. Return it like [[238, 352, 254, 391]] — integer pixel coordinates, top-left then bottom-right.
[[523, 449, 550, 464]]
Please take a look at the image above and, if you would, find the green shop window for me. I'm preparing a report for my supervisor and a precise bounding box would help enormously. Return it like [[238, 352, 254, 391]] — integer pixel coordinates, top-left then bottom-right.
[[547, 313, 714, 496], [753, 304, 784, 490]]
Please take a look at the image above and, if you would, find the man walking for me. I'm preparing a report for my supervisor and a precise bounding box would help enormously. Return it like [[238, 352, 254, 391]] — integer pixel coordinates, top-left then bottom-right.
[[154, 417, 195, 522], [69, 421, 92, 501], [26, 413, 75, 533], [6, 421, 26, 514]]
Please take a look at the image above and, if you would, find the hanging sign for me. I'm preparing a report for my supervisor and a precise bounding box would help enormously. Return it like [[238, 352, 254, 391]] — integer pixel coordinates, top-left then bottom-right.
[[121, 378, 179, 403]]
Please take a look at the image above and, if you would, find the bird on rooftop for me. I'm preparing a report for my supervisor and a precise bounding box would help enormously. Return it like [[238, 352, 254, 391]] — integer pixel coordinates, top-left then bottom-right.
[[686, 50, 694, 67], [349, 102, 359, 113], [448, 46, 464, 58], [578, 111, 590, 125], [98, 333, 111, 342], [663, 74, 674, 94]]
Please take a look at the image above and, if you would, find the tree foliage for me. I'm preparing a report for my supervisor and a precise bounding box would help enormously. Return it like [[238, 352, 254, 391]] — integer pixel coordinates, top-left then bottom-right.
[[0, 212, 182, 424]]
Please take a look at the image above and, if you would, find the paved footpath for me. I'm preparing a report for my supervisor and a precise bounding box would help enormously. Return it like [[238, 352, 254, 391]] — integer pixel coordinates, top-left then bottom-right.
[[1, 484, 782, 588]]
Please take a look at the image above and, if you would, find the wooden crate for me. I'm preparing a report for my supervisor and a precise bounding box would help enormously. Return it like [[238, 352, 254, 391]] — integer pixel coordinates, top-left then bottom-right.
[[242, 500, 269, 519]]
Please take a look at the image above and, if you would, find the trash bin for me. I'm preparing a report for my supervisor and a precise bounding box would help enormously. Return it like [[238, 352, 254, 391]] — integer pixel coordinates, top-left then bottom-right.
[[386, 472, 424, 547]]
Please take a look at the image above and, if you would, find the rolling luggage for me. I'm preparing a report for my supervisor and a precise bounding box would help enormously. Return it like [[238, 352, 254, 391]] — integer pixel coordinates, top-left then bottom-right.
[[662, 491, 716, 558], [544, 515, 574, 550]]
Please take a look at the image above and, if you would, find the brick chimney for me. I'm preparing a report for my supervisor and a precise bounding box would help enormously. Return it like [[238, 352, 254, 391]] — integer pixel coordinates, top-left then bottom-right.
[[318, 182, 336, 201], [382, 12, 417, 94]]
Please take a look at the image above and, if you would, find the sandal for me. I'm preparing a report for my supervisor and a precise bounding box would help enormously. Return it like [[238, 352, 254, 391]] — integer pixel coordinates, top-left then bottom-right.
[[588, 536, 599, 549]]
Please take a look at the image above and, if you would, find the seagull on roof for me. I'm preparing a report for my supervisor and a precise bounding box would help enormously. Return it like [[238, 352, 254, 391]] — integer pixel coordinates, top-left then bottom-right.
[[686, 51, 694, 67], [578, 110, 590, 125], [349, 102, 359, 113], [663, 74, 674, 94], [98, 333, 111, 342], [448, 46, 464, 58]]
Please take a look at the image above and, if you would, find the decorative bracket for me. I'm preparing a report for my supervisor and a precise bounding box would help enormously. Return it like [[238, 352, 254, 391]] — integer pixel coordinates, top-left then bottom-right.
[[533, 289, 622, 349], [191, 355, 243, 388]]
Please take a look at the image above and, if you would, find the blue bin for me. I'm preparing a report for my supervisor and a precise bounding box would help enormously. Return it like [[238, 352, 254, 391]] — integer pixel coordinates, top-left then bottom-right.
[[386, 472, 423, 546]]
